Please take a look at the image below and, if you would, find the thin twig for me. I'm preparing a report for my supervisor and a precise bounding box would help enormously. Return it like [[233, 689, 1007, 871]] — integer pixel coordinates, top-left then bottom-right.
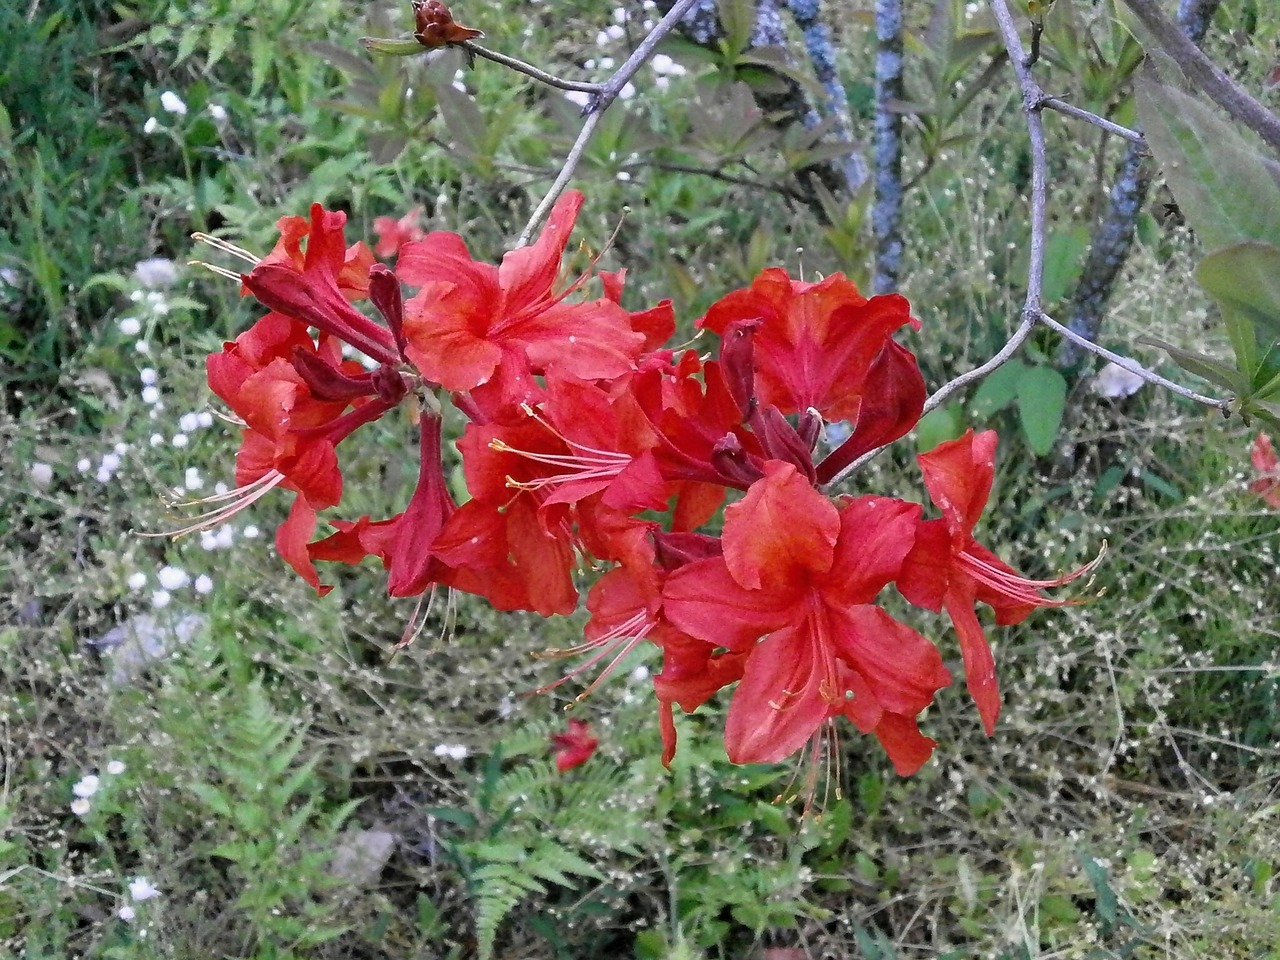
[[517, 0, 705, 245], [1038, 96, 1147, 146], [459, 42, 605, 94], [1120, 0, 1280, 154], [821, 312, 1038, 488], [1035, 310, 1229, 410]]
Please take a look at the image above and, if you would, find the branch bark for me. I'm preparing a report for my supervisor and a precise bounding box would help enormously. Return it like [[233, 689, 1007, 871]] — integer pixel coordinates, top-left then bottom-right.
[[871, 0, 904, 295], [1120, 0, 1280, 154]]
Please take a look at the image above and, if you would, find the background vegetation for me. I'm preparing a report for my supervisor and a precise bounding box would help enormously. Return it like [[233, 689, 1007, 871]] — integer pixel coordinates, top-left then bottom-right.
[[1, 0, 1277, 957]]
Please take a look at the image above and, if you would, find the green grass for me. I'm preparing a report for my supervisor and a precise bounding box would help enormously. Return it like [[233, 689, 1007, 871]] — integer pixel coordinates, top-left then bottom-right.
[[2, 0, 1279, 957]]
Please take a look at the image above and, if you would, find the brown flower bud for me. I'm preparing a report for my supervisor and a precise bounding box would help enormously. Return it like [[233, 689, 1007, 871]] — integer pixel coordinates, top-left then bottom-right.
[[411, 0, 483, 49]]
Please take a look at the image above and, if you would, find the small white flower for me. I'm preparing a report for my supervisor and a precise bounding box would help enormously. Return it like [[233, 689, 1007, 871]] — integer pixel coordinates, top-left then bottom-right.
[[127, 571, 148, 591], [194, 575, 214, 595], [630, 665, 650, 683], [31, 463, 53, 487], [184, 466, 203, 490], [197, 411, 213, 428], [129, 877, 161, 901], [73, 775, 100, 798], [612, 7, 628, 23], [159, 91, 187, 115], [135, 340, 151, 355], [149, 433, 164, 447], [96, 466, 113, 483], [214, 481, 229, 495], [208, 104, 228, 123], [118, 316, 142, 336], [117, 905, 136, 921], [143, 116, 159, 134], [106, 760, 126, 776], [77, 458, 91, 473], [134, 257, 178, 289], [615, 170, 632, 182], [433, 743, 468, 760], [605, 24, 625, 41], [71, 798, 91, 816], [618, 82, 637, 100], [140, 368, 158, 385], [215, 525, 235, 549], [564, 90, 592, 108], [151, 590, 171, 609], [157, 566, 190, 590], [102, 453, 122, 472], [171, 434, 189, 448], [599, 56, 615, 69], [584, 58, 596, 70], [242, 524, 260, 539], [114, 442, 128, 455], [141, 385, 161, 405]]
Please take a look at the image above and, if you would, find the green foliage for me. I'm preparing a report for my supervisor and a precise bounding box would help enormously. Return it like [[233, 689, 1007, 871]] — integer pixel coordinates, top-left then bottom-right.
[[1136, 74, 1280, 426]]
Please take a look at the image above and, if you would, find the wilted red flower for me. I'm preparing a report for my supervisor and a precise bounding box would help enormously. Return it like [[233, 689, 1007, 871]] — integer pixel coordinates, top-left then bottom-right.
[[1250, 433, 1280, 508], [552, 718, 598, 771], [412, 0, 484, 48]]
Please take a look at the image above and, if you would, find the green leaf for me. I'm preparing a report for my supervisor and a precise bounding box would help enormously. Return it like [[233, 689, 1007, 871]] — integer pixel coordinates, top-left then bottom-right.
[[360, 36, 428, 57], [1197, 242, 1280, 343], [1136, 76, 1280, 252], [916, 402, 965, 452], [1041, 227, 1090, 304], [1137, 336, 1246, 394], [1015, 365, 1067, 456], [1077, 851, 1119, 928], [970, 358, 1026, 419], [206, 23, 235, 70]]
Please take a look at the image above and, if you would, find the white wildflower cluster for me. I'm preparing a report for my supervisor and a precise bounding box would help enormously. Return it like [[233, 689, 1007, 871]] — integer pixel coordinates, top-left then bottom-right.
[[144, 89, 229, 135], [127, 561, 218, 609], [68, 759, 127, 817], [433, 743, 469, 761], [76, 442, 131, 484], [118, 875, 161, 921]]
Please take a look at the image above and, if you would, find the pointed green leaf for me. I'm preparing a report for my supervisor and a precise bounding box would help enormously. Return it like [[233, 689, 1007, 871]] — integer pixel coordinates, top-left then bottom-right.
[[360, 36, 428, 57], [1136, 76, 1280, 252], [1196, 242, 1280, 342], [1137, 336, 1247, 393], [1016, 365, 1067, 456]]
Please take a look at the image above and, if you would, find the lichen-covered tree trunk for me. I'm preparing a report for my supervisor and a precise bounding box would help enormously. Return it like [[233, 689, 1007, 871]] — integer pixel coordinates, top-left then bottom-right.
[[871, 0, 904, 295]]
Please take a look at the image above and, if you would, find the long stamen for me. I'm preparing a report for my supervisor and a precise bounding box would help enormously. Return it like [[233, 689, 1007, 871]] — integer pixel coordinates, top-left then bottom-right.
[[532, 612, 654, 701], [189, 260, 243, 282], [191, 233, 263, 265], [959, 543, 1106, 605], [145, 470, 287, 537]]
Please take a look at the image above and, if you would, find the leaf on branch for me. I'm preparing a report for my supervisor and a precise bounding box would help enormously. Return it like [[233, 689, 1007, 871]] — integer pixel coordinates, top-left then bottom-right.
[[1136, 337, 1247, 394], [1016, 365, 1067, 457], [1196, 242, 1280, 342], [1136, 75, 1280, 252]]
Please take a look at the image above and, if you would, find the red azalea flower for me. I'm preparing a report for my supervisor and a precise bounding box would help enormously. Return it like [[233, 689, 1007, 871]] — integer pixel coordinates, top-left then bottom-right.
[[698, 268, 919, 423], [373, 207, 427, 258], [552, 718, 598, 771], [244, 205, 400, 366], [1249, 433, 1280, 508], [663, 461, 951, 774], [897, 430, 1098, 734], [395, 191, 644, 412]]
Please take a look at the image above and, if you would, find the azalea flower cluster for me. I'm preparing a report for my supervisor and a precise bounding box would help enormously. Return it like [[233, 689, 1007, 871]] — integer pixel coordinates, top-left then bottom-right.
[[199, 189, 1088, 777]]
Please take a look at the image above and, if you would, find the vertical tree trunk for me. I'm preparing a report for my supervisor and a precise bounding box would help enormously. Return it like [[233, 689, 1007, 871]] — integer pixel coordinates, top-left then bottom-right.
[[872, 0, 904, 294]]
